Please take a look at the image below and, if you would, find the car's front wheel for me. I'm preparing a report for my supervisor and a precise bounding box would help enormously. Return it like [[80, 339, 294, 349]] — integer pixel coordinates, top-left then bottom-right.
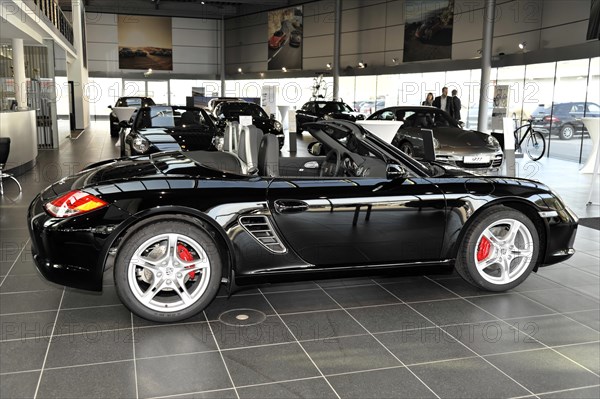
[[455, 207, 539, 291], [114, 220, 222, 322]]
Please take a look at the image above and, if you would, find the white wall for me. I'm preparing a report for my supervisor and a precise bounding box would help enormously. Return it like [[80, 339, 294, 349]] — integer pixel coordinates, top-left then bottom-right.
[[225, 0, 594, 74], [85, 13, 220, 76]]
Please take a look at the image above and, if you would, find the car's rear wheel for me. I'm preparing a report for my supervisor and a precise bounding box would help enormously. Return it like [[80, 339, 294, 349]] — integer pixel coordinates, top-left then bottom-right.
[[455, 207, 539, 291], [399, 141, 414, 157], [114, 220, 222, 322], [559, 124, 574, 140]]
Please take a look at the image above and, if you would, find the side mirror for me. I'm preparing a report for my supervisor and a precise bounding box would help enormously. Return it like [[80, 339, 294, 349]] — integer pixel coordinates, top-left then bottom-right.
[[108, 105, 113, 109], [458, 121, 465, 128], [386, 164, 407, 179], [270, 113, 276, 120], [308, 142, 323, 156]]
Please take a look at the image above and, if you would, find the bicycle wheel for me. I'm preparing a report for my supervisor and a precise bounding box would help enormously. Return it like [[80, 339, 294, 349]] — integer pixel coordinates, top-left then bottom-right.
[[524, 130, 545, 161]]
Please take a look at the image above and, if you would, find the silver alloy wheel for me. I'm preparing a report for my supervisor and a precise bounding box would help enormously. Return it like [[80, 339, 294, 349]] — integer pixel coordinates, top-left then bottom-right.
[[473, 218, 534, 285], [127, 233, 211, 312], [561, 125, 574, 139]]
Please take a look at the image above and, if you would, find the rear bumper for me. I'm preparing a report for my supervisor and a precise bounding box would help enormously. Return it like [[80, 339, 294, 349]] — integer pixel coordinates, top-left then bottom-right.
[[540, 207, 578, 267], [28, 194, 108, 291]]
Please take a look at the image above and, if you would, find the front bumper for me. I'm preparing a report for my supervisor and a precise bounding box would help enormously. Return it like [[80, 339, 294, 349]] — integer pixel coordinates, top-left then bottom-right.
[[28, 194, 111, 291]]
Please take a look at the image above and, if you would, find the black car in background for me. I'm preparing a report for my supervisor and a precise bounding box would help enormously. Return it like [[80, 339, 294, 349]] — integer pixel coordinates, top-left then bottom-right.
[[212, 101, 285, 149], [122, 106, 219, 157], [109, 96, 155, 137], [296, 100, 365, 133], [531, 102, 600, 140], [28, 120, 578, 322]]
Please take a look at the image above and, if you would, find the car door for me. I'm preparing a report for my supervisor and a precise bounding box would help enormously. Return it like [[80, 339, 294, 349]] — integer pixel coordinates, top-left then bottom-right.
[[296, 103, 316, 131], [267, 175, 446, 267]]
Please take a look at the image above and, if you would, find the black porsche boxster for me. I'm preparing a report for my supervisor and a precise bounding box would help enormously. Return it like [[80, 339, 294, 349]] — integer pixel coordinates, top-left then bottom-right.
[[28, 120, 578, 322], [122, 105, 220, 157]]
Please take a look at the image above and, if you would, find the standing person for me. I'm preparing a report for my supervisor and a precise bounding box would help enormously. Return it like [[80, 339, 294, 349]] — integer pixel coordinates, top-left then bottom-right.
[[433, 87, 454, 118], [422, 92, 434, 106], [452, 89, 462, 121]]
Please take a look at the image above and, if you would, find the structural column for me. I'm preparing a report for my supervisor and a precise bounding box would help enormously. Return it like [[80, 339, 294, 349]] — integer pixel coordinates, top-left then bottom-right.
[[477, 0, 496, 132], [332, 0, 341, 101], [67, 0, 89, 130], [220, 17, 226, 97], [12, 38, 28, 110]]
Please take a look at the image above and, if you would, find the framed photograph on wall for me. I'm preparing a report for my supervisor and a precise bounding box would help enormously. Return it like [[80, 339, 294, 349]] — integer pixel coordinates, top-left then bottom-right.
[[118, 15, 173, 70], [403, 0, 454, 62], [267, 6, 303, 71]]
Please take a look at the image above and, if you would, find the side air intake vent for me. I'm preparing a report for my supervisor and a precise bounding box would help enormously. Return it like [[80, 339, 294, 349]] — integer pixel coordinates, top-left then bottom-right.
[[239, 216, 287, 254]]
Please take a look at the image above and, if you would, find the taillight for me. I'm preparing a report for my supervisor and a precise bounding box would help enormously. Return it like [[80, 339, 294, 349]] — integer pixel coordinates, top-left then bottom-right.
[[543, 116, 559, 123], [45, 190, 108, 218]]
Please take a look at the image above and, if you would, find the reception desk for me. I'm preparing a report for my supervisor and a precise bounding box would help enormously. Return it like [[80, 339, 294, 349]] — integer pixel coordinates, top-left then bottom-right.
[[0, 110, 38, 175]]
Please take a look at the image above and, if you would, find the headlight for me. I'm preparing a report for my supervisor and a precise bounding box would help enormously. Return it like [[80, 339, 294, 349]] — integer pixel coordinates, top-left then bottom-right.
[[487, 135, 500, 147], [433, 137, 440, 150], [323, 114, 334, 120], [132, 137, 150, 153], [273, 121, 283, 130]]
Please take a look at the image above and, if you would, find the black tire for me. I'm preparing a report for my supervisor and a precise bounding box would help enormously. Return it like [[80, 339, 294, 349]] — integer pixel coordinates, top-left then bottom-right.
[[455, 206, 539, 292], [559, 124, 575, 140], [524, 130, 546, 161], [399, 141, 414, 157], [114, 220, 222, 322]]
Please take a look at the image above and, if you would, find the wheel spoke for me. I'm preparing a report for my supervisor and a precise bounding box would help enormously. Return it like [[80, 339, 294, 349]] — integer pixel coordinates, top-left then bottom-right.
[[504, 220, 523, 246], [512, 247, 533, 260], [482, 229, 503, 247], [131, 257, 158, 270], [499, 258, 512, 284], [177, 258, 209, 273], [167, 234, 179, 259], [476, 256, 498, 271], [139, 278, 166, 305], [173, 278, 195, 306]]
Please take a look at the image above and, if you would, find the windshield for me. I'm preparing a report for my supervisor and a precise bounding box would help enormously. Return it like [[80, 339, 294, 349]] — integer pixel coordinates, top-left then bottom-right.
[[218, 103, 268, 119], [317, 102, 354, 114], [136, 106, 210, 129], [116, 98, 155, 108]]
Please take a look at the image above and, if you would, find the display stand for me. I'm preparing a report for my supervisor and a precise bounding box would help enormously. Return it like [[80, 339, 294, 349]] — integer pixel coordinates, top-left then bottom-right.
[[502, 117, 516, 177], [582, 118, 600, 206]]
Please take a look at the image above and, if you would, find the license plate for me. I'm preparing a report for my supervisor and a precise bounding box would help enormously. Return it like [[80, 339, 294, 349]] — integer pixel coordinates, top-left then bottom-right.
[[463, 155, 490, 164]]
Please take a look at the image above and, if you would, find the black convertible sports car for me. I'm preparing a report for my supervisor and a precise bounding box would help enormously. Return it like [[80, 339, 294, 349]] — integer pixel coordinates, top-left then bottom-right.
[[29, 120, 577, 322], [122, 105, 219, 157]]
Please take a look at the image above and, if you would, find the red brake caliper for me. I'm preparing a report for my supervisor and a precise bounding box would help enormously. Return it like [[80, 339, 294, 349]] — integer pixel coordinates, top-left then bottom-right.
[[177, 244, 196, 278], [477, 236, 491, 262]]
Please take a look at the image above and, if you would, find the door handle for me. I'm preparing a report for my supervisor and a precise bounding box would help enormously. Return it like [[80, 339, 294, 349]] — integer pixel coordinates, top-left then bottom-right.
[[274, 200, 309, 214]]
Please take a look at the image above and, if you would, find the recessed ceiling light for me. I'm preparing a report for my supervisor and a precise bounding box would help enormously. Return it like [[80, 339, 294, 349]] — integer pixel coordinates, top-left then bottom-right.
[[282, 67, 287, 72], [326, 63, 332, 69], [518, 41, 527, 50], [237, 67, 242, 73]]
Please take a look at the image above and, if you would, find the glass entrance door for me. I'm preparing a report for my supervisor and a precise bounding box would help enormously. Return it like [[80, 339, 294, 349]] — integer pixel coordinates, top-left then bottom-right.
[[122, 80, 170, 105]]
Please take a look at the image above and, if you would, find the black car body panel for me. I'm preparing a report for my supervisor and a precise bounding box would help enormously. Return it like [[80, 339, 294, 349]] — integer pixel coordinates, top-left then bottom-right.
[[123, 106, 219, 156], [28, 122, 577, 294], [296, 101, 365, 132]]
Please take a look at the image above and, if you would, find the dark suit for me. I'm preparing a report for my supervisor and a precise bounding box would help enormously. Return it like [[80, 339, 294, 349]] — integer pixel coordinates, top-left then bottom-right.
[[433, 95, 454, 118], [453, 96, 462, 121]]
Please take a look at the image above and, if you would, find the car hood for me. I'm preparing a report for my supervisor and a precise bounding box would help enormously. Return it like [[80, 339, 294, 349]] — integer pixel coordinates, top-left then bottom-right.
[[43, 152, 229, 199], [435, 128, 499, 154]]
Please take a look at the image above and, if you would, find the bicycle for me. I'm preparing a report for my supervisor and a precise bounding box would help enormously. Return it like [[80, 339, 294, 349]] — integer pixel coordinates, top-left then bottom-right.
[[514, 119, 546, 161]]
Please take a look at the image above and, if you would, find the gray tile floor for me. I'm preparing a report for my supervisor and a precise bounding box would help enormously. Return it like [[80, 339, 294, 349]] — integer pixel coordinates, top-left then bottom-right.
[[0, 123, 598, 399]]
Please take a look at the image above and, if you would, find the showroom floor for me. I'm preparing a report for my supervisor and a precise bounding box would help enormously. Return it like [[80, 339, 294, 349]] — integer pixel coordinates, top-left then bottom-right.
[[0, 123, 599, 399]]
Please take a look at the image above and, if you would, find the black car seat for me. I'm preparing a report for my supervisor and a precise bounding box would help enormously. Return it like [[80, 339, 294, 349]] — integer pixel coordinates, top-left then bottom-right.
[[238, 125, 263, 172], [258, 134, 280, 177]]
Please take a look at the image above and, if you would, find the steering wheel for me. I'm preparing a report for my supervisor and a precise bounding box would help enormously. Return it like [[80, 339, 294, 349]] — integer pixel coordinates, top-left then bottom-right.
[[320, 149, 342, 177]]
